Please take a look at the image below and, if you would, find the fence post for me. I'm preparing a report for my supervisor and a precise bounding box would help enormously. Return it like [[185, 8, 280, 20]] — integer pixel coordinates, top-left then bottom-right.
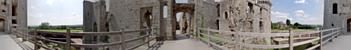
[[147, 28, 151, 48], [207, 28, 212, 47], [66, 28, 71, 50], [289, 28, 294, 50], [120, 29, 125, 50], [319, 28, 323, 50], [34, 29, 39, 50], [196, 28, 199, 39]]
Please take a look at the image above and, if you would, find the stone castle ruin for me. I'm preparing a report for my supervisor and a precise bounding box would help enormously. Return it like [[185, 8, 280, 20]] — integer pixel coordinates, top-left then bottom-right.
[[83, 0, 271, 49], [324, 0, 351, 34], [0, 0, 27, 33]]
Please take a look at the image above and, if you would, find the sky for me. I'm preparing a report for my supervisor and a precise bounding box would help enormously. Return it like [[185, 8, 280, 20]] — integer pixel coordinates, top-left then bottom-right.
[[271, 0, 324, 25], [28, 0, 324, 26], [28, 0, 83, 26]]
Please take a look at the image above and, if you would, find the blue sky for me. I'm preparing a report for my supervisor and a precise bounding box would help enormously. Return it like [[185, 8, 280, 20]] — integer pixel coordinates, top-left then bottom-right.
[[28, 0, 83, 26], [271, 0, 324, 25], [28, 0, 324, 26]]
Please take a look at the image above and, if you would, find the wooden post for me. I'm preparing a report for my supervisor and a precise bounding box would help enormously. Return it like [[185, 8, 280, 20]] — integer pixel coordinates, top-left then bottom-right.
[[120, 29, 125, 50], [195, 28, 198, 39], [147, 28, 151, 48], [197, 28, 200, 39], [207, 28, 211, 46], [319, 29, 323, 50], [289, 28, 294, 50], [66, 28, 71, 50], [34, 29, 39, 50]]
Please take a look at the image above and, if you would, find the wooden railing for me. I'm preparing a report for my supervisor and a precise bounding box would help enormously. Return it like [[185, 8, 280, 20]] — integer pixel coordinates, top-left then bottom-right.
[[196, 27, 342, 50], [11, 28, 158, 50]]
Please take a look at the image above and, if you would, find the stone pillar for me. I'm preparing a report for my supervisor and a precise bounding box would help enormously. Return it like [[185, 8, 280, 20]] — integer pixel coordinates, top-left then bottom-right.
[[83, 1, 98, 50], [159, 1, 166, 41], [168, 0, 176, 40], [5, 0, 12, 34]]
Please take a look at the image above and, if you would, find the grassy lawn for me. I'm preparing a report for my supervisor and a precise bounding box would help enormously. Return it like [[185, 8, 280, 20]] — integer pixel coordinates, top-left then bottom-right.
[[272, 29, 316, 33], [40, 29, 83, 32], [196, 29, 317, 50]]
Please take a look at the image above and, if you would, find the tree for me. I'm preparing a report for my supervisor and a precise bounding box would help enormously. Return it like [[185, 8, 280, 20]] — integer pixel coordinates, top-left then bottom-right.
[[294, 22, 301, 26], [286, 19, 291, 26], [39, 22, 50, 29]]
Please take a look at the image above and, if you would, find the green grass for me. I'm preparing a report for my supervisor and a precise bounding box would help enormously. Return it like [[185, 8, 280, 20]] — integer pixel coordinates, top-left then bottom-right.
[[197, 32, 315, 50], [40, 29, 83, 32], [272, 29, 316, 33]]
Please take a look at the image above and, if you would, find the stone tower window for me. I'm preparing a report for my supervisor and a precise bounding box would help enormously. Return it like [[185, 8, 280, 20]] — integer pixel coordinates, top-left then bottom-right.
[[248, 2, 253, 13], [332, 24, 334, 27], [333, 3, 338, 14], [224, 12, 228, 19], [216, 20, 219, 30], [12, 4, 17, 16], [12, 20, 17, 24], [216, 4, 220, 17], [2, 0, 6, 5], [105, 22, 109, 31], [259, 21, 263, 30]]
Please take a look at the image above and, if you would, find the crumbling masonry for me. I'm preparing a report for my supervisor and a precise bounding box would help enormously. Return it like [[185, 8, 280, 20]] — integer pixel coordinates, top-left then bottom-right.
[[0, 0, 27, 33], [83, 0, 271, 50]]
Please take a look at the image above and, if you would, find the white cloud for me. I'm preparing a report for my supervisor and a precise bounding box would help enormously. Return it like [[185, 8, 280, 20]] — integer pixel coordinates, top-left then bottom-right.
[[295, 10, 306, 17], [46, 0, 55, 6], [291, 10, 323, 25], [176, 0, 188, 3], [215, 0, 222, 2], [29, 0, 83, 26], [85, 0, 99, 2], [272, 11, 289, 18], [295, 0, 306, 4], [293, 16, 322, 25], [271, 11, 292, 23]]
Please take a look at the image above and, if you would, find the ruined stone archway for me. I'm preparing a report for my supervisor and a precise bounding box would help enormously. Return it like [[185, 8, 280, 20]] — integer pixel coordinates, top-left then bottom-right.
[[169, 3, 195, 40]]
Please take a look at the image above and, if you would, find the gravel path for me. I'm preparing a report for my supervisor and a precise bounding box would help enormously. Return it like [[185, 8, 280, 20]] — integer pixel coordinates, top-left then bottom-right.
[[0, 33, 23, 50], [157, 30, 214, 50], [157, 38, 214, 50], [323, 34, 351, 50]]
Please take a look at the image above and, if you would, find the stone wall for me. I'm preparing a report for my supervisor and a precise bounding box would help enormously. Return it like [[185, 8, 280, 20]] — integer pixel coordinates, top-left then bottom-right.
[[218, 0, 271, 33], [324, 0, 350, 34], [14, 0, 28, 31], [83, 0, 272, 49], [108, 0, 161, 49], [0, 0, 27, 33], [0, 0, 11, 33], [218, 0, 272, 49], [194, 0, 219, 30]]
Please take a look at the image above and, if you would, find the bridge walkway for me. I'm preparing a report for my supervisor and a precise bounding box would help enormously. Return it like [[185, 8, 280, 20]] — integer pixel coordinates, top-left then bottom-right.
[[323, 33, 351, 50], [0, 32, 24, 50]]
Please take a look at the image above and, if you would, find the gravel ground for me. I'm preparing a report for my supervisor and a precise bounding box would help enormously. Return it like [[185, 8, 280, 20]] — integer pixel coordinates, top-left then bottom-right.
[[0, 33, 23, 50]]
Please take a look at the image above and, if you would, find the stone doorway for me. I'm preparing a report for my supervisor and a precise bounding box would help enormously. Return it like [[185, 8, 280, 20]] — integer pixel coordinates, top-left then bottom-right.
[[140, 7, 153, 29], [168, 3, 195, 40], [0, 17, 5, 32], [170, 11, 194, 40], [142, 11, 152, 29], [140, 7, 153, 38], [347, 18, 351, 32]]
